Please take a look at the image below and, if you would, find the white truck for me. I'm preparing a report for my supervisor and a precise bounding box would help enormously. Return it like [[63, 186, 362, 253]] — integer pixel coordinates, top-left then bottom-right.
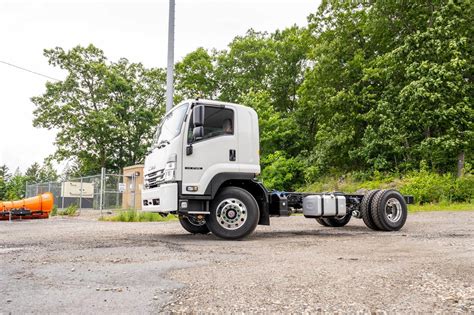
[[142, 99, 413, 240]]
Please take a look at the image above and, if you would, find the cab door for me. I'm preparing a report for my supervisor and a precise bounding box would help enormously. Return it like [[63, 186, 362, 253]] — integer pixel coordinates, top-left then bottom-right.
[[181, 105, 238, 195]]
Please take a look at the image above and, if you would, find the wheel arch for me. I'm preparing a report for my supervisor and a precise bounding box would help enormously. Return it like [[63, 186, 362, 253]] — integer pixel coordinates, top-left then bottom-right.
[[205, 173, 270, 225]]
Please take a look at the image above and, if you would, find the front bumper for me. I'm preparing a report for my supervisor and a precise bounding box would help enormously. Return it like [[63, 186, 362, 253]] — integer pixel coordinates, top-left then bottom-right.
[[142, 182, 178, 212]]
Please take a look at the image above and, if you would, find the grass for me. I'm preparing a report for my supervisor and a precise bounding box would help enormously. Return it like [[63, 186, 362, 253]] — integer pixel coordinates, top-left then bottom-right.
[[51, 204, 78, 216], [409, 202, 474, 212], [100, 210, 178, 222]]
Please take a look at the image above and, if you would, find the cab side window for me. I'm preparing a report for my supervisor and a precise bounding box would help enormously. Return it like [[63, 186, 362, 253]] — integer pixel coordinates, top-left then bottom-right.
[[188, 106, 234, 143]]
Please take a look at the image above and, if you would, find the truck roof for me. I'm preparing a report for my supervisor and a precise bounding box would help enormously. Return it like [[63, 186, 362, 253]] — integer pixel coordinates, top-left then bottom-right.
[[184, 99, 255, 113]]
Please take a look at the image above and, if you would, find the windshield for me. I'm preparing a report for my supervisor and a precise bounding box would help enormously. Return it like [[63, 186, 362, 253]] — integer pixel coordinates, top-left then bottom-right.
[[153, 103, 189, 148]]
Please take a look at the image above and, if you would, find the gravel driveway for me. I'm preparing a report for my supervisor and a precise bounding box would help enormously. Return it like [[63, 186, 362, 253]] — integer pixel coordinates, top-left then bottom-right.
[[0, 211, 473, 314]]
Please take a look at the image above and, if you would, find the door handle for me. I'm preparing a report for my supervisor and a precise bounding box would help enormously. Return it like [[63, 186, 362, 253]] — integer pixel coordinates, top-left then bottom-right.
[[229, 149, 236, 161]]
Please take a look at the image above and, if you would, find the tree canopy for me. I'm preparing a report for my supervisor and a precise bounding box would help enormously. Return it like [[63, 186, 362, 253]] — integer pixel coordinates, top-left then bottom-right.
[[31, 0, 473, 190], [32, 45, 166, 175]]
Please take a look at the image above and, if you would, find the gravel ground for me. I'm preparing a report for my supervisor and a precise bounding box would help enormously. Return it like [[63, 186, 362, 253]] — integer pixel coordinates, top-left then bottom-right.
[[0, 211, 473, 314]]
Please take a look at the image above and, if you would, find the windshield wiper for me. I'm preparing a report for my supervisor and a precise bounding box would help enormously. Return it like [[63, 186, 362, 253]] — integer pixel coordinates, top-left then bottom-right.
[[157, 140, 170, 148]]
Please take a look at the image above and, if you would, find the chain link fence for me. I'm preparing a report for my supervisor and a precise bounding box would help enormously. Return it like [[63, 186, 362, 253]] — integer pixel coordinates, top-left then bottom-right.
[[25, 168, 139, 211]]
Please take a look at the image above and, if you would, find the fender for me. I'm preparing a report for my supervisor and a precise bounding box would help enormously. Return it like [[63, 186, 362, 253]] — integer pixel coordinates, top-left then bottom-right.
[[204, 173, 270, 225]]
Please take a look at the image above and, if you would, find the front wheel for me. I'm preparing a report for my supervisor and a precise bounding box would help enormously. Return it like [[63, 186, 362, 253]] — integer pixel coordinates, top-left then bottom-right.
[[206, 187, 260, 240], [179, 215, 210, 234]]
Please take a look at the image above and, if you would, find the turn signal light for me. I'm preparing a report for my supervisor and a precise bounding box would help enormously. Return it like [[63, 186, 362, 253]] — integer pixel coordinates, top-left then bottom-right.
[[186, 186, 198, 192]]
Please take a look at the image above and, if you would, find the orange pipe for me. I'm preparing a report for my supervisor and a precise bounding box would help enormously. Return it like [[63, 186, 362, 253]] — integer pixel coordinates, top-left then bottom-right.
[[0, 192, 54, 213]]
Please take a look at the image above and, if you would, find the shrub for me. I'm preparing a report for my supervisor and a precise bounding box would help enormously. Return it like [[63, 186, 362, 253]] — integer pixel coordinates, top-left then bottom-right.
[[452, 175, 474, 202], [399, 171, 453, 204], [57, 204, 78, 216], [261, 151, 304, 191]]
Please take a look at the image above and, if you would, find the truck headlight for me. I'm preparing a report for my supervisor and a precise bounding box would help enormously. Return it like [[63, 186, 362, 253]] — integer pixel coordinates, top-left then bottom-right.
[[164, 169, 175, 181], [164, 159, 176, 181], [165, 162, 176, 170]]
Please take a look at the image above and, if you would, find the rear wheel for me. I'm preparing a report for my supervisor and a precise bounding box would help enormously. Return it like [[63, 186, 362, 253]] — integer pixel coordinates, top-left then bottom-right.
[[322, 214, 351, 227], [315, 218, 330, 226], [179, 215, 210, 234], [370, 190, 408, 231], [360, 189, 380, 230], [206, 187, 259, 240]]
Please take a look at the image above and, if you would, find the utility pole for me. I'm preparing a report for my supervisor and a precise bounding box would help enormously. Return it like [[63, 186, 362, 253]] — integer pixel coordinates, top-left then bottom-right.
[[166, 0, 175, 113]]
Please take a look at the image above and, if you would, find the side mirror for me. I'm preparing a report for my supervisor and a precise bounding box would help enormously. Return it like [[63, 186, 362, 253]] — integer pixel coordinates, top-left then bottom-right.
[[193, 105, 205, 127], [193, 126, 204, 140]]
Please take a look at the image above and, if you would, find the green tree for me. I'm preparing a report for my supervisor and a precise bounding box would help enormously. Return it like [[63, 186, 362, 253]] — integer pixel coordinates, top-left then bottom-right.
[[355, 0, 473, 174], [32, 45, 166, 175], [215, 29, 277, 103], [174, 47, 217, 100], [0, 165, 10, 200], [24, 161, 58, 183]]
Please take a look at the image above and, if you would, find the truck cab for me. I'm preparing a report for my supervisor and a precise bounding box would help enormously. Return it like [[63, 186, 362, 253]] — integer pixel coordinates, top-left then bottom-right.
[[142, 99, 267, 239]]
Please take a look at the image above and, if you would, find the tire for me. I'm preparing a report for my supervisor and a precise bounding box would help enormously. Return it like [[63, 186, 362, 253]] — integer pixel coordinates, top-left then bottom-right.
[[370, 190, 408, 231], [360, 189, 380, 230], [179, 215, 210, 234], [322, 214, 351, 227], [315, 218, 330, 226], [206, 187, 259, 240]]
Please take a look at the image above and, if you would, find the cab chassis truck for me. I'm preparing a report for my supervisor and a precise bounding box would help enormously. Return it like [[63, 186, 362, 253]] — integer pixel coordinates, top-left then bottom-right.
[[142, 99, 413, 240]]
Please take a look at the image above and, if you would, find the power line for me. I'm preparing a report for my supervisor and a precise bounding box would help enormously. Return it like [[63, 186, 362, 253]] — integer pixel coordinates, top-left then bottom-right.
[[0, 60, 61, 82]]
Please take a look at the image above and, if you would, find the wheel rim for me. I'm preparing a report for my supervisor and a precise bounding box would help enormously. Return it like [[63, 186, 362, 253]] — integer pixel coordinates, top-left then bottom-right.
[[216, 198, 247, 230], [385, 198, 402, 223]]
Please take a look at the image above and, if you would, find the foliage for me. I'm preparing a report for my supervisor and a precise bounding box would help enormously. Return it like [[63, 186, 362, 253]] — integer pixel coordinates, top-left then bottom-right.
[[101, 210, 177, 222], [4, 174, 26, 200], [30, 1, 473, 191], [261, 151, 304, 191], [24, 161, 58, 183], [32, 44, 166, 175], [0, 165, 10, 200], [57, 204, 78, 216], [50, 205, 58, 216], [0, 162, 58, 201], [174, 47, 217, 100], [300, 171, 474, 204]]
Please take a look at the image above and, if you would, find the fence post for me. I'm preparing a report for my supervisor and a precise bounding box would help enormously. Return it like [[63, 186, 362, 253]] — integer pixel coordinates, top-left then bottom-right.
[[132, 173, 136, 211], [25, 181, 28, 198], [115, 175, 120, 210], [79, 177, 83, 215], [61, 181, 65, 210], [99, 167, 105, 217]]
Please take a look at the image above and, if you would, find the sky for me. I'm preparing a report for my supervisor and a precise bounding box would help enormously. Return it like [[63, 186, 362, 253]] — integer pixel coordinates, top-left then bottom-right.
[[0, 0, 319, 173]]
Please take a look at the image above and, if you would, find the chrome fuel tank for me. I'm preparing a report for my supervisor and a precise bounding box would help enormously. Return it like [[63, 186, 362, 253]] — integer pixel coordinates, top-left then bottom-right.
[[303, 194, 346, 217]]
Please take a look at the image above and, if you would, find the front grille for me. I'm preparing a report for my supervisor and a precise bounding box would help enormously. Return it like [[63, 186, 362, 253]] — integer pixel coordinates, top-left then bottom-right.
[[144, 169, 165, 189]]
